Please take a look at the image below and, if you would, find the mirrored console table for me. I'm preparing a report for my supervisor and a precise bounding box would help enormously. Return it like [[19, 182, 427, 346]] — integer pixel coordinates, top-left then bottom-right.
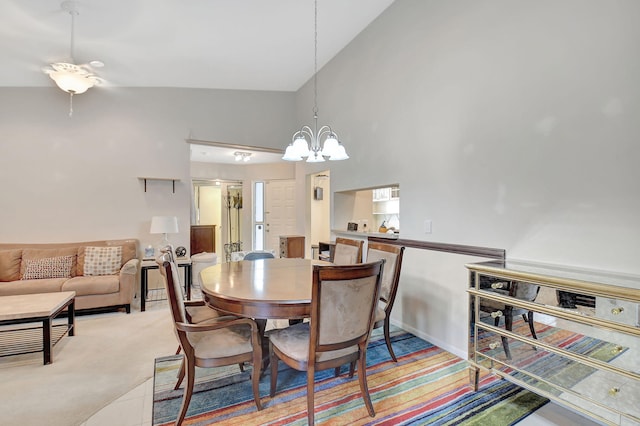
[[467, 260, 640, 425]]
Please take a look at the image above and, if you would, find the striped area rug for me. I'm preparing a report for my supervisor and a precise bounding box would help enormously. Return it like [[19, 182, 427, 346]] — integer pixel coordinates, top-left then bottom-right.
[[152, 322, 620, 425]]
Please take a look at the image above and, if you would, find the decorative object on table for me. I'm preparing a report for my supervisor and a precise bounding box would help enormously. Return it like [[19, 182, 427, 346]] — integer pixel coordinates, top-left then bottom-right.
[[144, 245, 155, 259], [282, 0, 348, 163], [150, 216, 179, 251], [174, 246, 186, 258]]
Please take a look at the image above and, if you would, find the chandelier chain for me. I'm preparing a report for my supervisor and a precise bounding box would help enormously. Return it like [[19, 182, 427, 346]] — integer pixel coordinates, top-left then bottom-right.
[[313, 0, 318, 116]]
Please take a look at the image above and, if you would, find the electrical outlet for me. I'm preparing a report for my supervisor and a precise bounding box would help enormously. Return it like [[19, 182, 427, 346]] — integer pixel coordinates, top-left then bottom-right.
[[424, 220, 432, 234]]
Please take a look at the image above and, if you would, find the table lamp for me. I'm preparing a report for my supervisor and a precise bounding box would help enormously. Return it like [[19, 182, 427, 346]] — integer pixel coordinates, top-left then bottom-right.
[[150, 216, 179, 251]]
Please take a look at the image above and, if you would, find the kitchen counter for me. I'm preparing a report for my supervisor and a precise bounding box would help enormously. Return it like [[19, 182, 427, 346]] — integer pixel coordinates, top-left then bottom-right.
[[331, 229, 399, 240]]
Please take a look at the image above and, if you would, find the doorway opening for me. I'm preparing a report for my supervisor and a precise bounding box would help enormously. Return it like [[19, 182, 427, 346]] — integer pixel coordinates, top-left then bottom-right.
[[191, 179, 243, 262]]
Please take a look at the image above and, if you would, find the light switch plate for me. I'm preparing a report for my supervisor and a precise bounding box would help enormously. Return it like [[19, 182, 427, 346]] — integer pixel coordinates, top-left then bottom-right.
[[424, 220, 432, 234]]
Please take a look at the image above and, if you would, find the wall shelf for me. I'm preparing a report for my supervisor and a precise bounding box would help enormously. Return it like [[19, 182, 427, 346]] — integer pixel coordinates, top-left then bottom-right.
[[138, 177, 181, 193]]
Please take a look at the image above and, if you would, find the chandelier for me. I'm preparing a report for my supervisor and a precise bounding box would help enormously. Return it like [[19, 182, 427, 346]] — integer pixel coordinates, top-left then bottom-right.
[[282, 0, 348, 162], [44, 1, 101, 116]]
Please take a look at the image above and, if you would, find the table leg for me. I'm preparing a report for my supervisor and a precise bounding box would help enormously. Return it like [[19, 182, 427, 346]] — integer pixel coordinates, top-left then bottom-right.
[[68, 299, 75, 336], [184, 264, 192, 301], [141, 268, 148, 312], [43, 317, 52, 365], [255, 319, 270, 372]]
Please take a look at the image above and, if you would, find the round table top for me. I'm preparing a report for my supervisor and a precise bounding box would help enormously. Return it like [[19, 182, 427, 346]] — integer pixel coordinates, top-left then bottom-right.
[[200, 258, 328, 319]]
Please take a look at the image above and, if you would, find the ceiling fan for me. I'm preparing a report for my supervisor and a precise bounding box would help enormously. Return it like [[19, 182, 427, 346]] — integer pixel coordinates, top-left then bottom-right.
[[43, 0, 103, 116]]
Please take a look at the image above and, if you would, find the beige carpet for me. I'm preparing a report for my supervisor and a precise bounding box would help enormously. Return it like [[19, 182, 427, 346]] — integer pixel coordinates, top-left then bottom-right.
[[0, 305, 176, 426]]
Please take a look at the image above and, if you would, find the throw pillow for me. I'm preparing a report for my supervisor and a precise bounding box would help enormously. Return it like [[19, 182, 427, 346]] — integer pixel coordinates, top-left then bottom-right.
[[22, 255, 74, 280], [84, 246, 122, 276], [0, 249, 22, 281]]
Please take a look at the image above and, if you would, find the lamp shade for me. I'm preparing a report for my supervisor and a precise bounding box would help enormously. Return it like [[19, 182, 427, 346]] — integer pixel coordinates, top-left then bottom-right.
[[150, 216, 179, 234]]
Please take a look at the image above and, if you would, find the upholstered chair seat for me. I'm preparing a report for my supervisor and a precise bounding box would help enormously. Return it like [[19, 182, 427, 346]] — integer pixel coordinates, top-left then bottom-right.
[[269, 322, 357, 363], [186, 322, 254, 358]]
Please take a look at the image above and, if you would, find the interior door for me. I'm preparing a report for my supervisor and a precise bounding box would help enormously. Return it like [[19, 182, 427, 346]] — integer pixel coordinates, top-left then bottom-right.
[[265, 180, 297, 253]]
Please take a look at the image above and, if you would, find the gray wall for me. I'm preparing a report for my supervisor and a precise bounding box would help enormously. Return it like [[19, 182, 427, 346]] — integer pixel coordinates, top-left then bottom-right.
[[0, 87, 295, 253], [1, 0, 638, 356], [293, 0, 640, 356]]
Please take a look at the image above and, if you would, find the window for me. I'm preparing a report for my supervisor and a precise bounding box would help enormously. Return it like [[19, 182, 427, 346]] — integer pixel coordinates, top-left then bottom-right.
[[254, 181, 265, 250]]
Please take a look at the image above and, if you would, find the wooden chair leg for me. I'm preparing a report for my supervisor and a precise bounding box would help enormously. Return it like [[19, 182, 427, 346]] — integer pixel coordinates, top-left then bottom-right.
[[383, 318, 397, 362], [307, 368, 315, 425], [269, 343, 278, 398], [357, 347, 375, 417], [334, 366, 341, 377], [526, 311, 538, 340], [176, 357, 195, 426], [349, 361, 356, 378], [252, 344, 262, 410], [174, 355, 185, 390]]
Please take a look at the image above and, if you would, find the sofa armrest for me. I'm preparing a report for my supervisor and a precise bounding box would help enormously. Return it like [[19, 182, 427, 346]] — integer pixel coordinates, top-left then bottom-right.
[[120, 258, 140, 275]]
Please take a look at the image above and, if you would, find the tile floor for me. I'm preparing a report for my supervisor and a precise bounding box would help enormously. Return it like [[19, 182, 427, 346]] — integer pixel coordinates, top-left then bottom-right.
[[80, 289, 602, 426]]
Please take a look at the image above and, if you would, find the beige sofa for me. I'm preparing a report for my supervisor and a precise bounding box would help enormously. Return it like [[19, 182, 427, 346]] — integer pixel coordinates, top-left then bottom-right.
[[0, 239, 139, 313]]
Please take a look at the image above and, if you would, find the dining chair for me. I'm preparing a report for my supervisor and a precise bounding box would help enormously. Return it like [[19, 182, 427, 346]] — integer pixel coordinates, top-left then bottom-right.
[[159, 246, 245, 384], [479, 279, 540, 359], [332, 237, 363, 264], [157, 253, 263, 425], [243, 251, 275, 261], [366, 242, 405, 361], [269, 260, 385, 425]]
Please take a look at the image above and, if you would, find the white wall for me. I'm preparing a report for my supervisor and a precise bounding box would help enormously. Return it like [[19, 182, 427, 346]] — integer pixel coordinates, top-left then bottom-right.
[[0, 87, 295, 256], [293, 0, 640, 356]]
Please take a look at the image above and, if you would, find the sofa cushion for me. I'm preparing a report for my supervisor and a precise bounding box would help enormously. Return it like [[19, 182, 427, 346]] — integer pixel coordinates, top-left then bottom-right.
[[22, 255, 74, 280], [0, 278, 66, 296], [21, 248, 79, 278], [62, 275, 120, 296], [0, 249, 22, 282], [83, 246, 122, 276]]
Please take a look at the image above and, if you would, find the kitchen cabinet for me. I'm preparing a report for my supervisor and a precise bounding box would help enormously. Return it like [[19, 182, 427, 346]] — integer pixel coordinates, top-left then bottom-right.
[[467, 260, 640, 425]]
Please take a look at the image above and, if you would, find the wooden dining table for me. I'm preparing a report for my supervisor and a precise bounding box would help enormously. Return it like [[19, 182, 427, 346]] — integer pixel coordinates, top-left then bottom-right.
[[200, 257, 329, 321]]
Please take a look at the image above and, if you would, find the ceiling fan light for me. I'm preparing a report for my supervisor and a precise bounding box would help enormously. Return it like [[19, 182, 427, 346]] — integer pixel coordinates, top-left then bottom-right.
[[48, 67, 96, 94]]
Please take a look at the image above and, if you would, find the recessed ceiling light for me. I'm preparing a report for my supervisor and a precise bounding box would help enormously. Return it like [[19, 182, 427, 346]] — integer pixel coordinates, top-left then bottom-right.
[[89, 60, 104, 68]]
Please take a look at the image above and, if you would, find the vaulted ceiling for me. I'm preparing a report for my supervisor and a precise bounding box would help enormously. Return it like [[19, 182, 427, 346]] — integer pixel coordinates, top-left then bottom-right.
[[0, 0, 394, 92]]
